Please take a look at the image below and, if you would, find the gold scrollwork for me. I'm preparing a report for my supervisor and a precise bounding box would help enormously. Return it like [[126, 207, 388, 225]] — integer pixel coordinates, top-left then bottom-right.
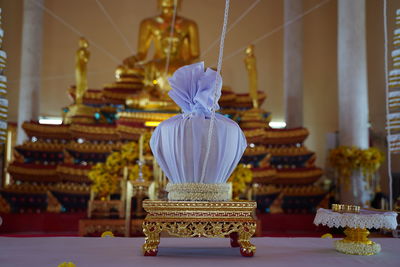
[[142, 220, 256, 256]]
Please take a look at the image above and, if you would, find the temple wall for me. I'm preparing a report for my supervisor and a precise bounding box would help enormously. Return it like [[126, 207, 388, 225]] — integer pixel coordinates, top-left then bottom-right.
[[1, 0, 399, 177]]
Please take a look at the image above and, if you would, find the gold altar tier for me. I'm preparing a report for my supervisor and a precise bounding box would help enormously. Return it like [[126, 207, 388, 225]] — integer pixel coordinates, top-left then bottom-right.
[[141, 200, 257, 257]]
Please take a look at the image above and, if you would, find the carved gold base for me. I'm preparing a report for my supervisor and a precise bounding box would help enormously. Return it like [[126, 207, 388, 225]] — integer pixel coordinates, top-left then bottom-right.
[[335, 228, 381, 255], [141, 200, 257, 257]]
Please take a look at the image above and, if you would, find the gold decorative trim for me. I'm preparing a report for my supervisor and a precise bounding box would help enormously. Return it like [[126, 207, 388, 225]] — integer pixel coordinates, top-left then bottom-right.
[[244, 145, 269, 156], [56, 165, 91, 177], [116, 125, 148, 135], [69, 124, 117, 135], [276, 168, 323, 179], [282, 185, 326, 196], [117, 111, 176, 121], [252, 169, 277, 179], [265, 146, 311, 156], [103, 83, 143, 90], [15, 141, 64, 152], [332, 204, 360, 213], [264, 128, 309, 139], [66, 141, 120, 153], [166, 183, 231, 201], [8, 164, 58, 176], [22, 122, 70, 135]]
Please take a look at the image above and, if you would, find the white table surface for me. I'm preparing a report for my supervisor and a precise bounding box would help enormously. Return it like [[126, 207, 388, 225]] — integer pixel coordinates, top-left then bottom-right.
[[0, 237, 399, 267]]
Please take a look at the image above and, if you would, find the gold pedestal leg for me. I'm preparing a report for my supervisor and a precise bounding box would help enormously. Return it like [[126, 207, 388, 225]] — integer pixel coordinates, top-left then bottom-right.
[[142, 222, 162, 256], [343, 228, 372, 244], [238, 223, 256, 257]]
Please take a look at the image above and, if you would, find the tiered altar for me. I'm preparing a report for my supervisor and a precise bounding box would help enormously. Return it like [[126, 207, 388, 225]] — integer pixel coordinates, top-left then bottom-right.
[[2, 0, 327, 234]]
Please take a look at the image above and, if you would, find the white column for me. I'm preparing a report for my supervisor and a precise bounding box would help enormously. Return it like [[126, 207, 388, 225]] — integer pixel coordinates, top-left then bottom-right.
[[338, 0, 369, 206], [284, 0, 303, 128], [17, 0, 44, 144]]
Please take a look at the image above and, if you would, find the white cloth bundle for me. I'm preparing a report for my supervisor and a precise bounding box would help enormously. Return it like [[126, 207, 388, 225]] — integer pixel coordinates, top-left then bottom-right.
[[150, 62, 247, 190]]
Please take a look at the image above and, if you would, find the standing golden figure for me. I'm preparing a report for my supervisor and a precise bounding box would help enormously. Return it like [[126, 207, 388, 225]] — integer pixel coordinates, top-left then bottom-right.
[[64, 37, 97, 124], [75, 37, 90, 105], [244, 44, 259, 109], [238, 44, 270, 130]]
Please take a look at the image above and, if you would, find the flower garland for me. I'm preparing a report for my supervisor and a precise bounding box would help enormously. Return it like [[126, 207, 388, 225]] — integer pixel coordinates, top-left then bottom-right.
[[335, 240, 381, 255], [228, 164, 253, 198], [328, 146, 384, 186], [88, 140, 152, 198]]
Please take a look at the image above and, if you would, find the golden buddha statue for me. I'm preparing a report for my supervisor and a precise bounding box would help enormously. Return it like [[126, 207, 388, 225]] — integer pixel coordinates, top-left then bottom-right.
[[127, 0, 199, 66], [244, 44, 258, 109], [64, 37, 97, 124], [124, 0, 200, 110]]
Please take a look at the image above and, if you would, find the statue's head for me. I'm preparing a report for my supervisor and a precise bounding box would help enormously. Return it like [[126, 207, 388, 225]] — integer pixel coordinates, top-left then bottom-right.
[[79, 37, 89, 49], [245, 44, 254, 56], [158, 0, 181, 10]]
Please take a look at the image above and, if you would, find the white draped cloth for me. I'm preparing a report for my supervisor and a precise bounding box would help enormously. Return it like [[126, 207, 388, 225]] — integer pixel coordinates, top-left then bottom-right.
[[150, 62, 247, 184], [314, 208, 398, 229]]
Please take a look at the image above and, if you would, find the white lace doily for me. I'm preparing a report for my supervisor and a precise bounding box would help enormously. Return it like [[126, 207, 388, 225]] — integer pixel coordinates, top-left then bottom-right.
[[313, 208, 398, 229]]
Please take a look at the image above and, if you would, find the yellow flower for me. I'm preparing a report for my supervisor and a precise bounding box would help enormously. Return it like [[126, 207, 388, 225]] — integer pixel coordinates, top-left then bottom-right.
[[321, 233, 333, 239], [228, 164, 253, 197], [58, 262, 76, 267], [88, 140, 155, 199], [329, 146, 384, 185], [101, 231, 115, 238]]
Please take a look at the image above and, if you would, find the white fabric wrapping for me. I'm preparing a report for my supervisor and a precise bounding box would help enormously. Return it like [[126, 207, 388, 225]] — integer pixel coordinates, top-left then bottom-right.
[[150, 62, 247, 184], [313, 208, 398, 229]]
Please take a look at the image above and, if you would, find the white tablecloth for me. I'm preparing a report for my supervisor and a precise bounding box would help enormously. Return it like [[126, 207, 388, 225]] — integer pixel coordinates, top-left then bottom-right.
[[0, 237, 399, 267]]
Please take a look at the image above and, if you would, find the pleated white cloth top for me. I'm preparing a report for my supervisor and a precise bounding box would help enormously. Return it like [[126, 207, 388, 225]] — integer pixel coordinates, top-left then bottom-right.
[[150, 62, 247, 184]]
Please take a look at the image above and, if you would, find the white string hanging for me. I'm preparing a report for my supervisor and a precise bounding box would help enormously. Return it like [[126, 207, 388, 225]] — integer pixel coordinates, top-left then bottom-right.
[[383, 0, 393, 211], [200, 0, 231, 183], [95, 0, 134, 54], [221, 0, 331, 63], [201, 0, 261, 59], [30, 0, 120, 64], [164, 0, 179, 76]]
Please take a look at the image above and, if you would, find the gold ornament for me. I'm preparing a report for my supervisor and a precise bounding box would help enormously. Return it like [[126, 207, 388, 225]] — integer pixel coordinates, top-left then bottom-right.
[[244, 44, 259, 109], [141, 200, 257, 257]]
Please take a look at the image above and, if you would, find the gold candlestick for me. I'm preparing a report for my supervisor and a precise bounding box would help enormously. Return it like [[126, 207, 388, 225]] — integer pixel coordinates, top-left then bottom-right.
[[139, 134, 144, 162]]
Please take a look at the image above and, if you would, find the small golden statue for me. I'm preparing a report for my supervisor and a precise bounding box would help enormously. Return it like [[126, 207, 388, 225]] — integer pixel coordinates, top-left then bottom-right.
[[124, 0, 200, 110], [75, 37, 90, 105], [64, 37, 97, 124], [244, 44, 258, 109]]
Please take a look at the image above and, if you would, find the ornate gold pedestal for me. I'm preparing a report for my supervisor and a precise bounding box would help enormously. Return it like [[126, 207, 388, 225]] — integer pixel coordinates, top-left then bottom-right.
[[335, 228, 381, 255], [142, 200, 257, 257]]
